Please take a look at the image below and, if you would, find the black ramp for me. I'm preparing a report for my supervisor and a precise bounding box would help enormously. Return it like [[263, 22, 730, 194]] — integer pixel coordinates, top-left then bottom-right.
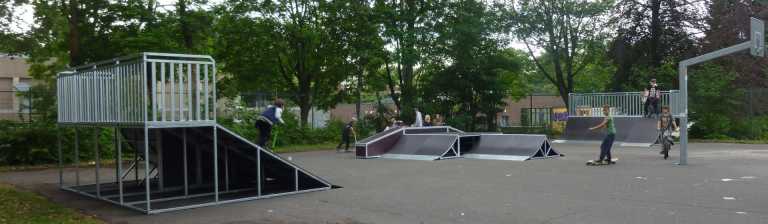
[[559, 117, 659, 146], [382, 134, 458, 160], [621, 118, 659, 146], [465, 134, 554, 161], [404, 127, 455, 134]]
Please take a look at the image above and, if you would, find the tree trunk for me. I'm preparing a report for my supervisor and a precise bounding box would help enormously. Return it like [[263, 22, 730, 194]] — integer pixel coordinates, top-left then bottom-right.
[[648, 0, 662, 72], [356, 66, 363, 121], [178, 0, 194, 50], [67, 0, 81, 67]]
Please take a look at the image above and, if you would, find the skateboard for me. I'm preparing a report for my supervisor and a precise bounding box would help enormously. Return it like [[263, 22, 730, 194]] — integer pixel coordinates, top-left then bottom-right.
[[586, 158, 618, 166]]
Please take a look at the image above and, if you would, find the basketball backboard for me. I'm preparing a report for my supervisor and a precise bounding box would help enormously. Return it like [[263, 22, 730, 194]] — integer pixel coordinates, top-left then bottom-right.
[[751, 17, 765, 57]]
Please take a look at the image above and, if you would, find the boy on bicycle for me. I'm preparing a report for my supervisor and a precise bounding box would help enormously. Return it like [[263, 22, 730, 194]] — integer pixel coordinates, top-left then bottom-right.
[[657, 106, 678, 159]]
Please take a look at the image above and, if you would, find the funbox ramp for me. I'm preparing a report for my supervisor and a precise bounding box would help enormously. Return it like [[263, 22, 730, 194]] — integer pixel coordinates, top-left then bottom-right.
[[112, 125, 332, 211], [462, 134, 560, 161], [556, 117, 659, 147], [355, 127, 404, 158], [379, 134, 461, 161]]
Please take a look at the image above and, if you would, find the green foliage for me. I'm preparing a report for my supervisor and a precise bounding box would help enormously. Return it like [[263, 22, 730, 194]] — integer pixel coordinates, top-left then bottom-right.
[[218, 107, 344, 148], [0, 120, 115, 166]]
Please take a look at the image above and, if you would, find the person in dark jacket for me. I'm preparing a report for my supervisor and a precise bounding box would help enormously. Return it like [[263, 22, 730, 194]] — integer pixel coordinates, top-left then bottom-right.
[[255, 99, 285, 148], [337, 118, 357, 152]]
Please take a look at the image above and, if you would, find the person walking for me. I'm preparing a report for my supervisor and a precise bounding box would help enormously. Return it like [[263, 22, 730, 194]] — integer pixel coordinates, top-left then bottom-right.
[[413, 108, 423, 127], [644, 78, 661, 118], [588, 104, 617, 165], [657, 106, 678, 160], [255, 99, 285, 148], [336, 118, 357, 153]]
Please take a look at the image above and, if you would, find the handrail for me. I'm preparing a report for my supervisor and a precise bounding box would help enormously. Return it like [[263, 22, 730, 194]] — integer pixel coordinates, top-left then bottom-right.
[[568, 90, 682, 117], [57, 53, 217, 126]]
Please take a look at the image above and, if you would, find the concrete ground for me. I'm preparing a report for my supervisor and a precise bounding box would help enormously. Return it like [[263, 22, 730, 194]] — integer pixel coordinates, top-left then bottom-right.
[[3, 143, 768, 224]]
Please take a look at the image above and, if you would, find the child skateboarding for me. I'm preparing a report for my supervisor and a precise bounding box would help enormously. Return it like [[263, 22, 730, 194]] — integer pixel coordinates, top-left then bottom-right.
[[587, 104, 617, 166], [657, 106, 678, 159], [336, 118, 357, 153]]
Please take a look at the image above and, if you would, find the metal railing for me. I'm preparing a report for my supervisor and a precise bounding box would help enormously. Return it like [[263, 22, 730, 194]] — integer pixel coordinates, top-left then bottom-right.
[[568, 90, 681, 117], [57, 53, 216, 126]]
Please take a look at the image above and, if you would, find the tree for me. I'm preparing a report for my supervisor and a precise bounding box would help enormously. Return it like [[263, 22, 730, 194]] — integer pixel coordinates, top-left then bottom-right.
[[323, 0, 386, 121], [608, 0, 704, 91], [215, 0, 350, 126], [374, 0, 445, 122], [509, 0, 612, 105], [422, 1, 525, 131]]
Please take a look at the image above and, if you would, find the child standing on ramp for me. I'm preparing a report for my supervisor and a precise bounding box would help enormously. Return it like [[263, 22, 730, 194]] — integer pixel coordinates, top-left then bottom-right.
[[587, 104, 617, 165]]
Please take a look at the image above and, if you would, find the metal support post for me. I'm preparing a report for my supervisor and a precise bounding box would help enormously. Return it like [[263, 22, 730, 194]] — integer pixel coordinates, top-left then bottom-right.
[[183, 128, 189, 196], [75, 128, 80, 186], [213, 126, 219, 202], [95, 128, 101, 198]]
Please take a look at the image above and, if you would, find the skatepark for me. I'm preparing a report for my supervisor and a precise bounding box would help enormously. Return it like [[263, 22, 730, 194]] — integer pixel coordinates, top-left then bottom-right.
[[4, 142, 768, 224], [0, 3, 765, 222]]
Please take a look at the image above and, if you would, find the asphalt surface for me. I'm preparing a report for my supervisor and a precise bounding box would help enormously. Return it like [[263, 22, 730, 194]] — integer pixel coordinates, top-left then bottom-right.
[[3, 142, 768, 224]]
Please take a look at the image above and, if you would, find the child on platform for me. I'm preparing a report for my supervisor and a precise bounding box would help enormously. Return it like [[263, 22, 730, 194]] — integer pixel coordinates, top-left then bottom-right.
[[588, 104, 616, 165]]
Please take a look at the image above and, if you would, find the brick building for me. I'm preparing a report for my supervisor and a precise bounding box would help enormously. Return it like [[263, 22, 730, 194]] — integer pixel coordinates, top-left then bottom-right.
[[0, 54, 33, 121]]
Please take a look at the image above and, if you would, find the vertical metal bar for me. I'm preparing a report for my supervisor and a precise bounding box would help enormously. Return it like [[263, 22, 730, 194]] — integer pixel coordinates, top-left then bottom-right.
[[160, 63, 166, 121], [187, 64, 193, 120], [178, 63, 184, 121], [75, 128, 80, 186], [195, 64, 201, 120], [95, 129, 101, 198], [117, 127, 124, 204], [679, 64, 688, 165], [170, 63, 176, 121], [257, 144, 261, 196], [213, 126, 219, 202], [204, 65, 209, 120], [212, 65, 217, 120], [144, 127, 151, 212], [151, 62, 157, 122], [294, 169, 299, 191], [183, 128, 188, 196], [142, 54, 152, 212]]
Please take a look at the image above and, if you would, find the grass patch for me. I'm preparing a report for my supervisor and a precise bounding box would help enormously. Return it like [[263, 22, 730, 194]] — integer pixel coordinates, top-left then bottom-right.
[[0, 184, 102, 224], [273, 142, 338, 153]]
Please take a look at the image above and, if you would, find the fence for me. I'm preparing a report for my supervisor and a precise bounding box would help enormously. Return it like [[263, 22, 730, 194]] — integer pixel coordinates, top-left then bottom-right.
[[57, 53, 216, 127], [568, 90, 682, 117]]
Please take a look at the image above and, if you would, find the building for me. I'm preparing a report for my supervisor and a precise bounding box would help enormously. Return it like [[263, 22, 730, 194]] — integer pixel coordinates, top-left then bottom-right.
[[0, 54, 33, 121]]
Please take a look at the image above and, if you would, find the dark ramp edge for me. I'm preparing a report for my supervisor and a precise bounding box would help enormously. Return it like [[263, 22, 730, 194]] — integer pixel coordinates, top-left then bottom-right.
[[385, 135, 457, 157], [356, 128, 403, 158], [561, 117, 659, 145]]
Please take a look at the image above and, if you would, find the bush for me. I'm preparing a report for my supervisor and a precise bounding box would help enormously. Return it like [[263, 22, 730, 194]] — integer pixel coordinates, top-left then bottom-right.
[[218, 107, 344, 148], [0, 120, 114, 166]]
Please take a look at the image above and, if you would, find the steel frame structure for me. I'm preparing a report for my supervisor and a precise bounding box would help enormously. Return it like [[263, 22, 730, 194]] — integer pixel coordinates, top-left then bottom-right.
[[56, 53, 332, 214], [568, 90, 682, 117], [676, 18, 765, 165]]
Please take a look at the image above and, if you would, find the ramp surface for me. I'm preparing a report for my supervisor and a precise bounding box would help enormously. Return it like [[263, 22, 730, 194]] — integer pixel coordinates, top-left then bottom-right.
[[355, 127, 403, 158], [560, 117, 659, 147], [464, 134, 558, 161], [381, 134, 459, 160]]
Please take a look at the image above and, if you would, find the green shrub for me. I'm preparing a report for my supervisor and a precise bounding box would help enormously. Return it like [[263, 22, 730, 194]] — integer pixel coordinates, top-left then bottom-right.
[[0, 120, 114, 166]]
